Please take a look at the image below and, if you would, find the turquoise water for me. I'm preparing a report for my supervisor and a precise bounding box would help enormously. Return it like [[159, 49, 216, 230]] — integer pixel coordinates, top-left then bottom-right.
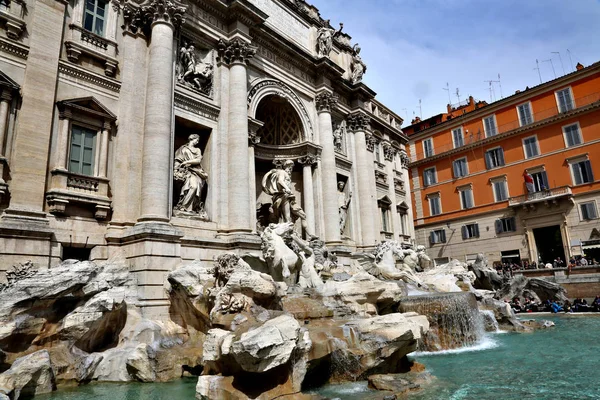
[[39, 315, 600, 400]]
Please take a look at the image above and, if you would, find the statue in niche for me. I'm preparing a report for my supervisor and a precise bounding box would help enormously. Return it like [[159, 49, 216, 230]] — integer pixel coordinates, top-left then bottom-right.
[[177, 41, 214, 96], [350, 44, 366, 84], [173, 134, 208, 220], [316, 20, 343, 58], [332, 120, 346, 152], [338, 181, 352, 235], [262, 159, 316, 240]]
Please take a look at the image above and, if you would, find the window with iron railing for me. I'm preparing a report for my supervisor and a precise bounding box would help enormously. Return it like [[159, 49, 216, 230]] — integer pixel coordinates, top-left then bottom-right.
[[452, 127, 464, 148], [517, 102, 533, 126], [483, 115, 497, 137], [556, 87, 574, 113]]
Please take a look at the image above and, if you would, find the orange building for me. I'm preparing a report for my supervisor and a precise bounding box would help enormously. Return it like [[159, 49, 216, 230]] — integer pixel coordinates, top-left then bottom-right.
[[406, 62, 600, 266]]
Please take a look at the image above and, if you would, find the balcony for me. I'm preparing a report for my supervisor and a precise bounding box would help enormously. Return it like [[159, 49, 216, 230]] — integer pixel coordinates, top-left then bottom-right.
[[46, 169, 111, 220], [508, 186, 572, 209], [409, 91, 600, 164]]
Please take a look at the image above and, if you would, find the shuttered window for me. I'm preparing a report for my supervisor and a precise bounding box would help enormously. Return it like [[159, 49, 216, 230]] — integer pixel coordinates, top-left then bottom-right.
[[461, 223, 479, 239], [495, 217, 517, 233], [423, 167, 437, 186], [580, 202, 598, 220], [429, 196, 441, 216], [493, 180, 508, 202], [69, 125, 96, 176], [517, 103, 533, 126], [563, 123, 582, 147], [531, 171, 549, 192], [483, 115, 497, 137], [523, 136, 539, 158], [459, 188, 474, 209], [452, 127, 464, 148], [429, 229, 446, 244], [423, 138, 434, 158], [571, 160, 594, 185], [485, 147, 505, 169], [556, 88, 574, 113], [453, 157, 468, 178]]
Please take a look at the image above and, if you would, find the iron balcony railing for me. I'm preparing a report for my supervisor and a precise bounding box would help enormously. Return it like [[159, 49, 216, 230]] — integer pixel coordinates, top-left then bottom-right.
[[508, 186, 572, 207], [410, 91, 600, 162]]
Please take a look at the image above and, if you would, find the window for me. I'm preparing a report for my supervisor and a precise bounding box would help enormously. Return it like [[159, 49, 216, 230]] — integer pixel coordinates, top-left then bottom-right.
[[84, 0, 107, 37], [580, 202, 598, 220], [570, 159, 594, 185], [452, 127, 464, 148], [428, 195, 442, 216], [563, 123, 582, 147], [69, 125, 97, 176], [423, 167, 437, 186], [453, 157, 468, 178], [495, 217, 517, 233], [459, 187, 474, 209], [556, 87, 574, 113], [522, 136, 540, 159], [517, 102, 533, 126], [423, 138, 434, 158], [461, 223, 479, 239], [485, 147, 505, 169], [378, 197, 392, 232], [492, 179, 509, 202], [530, 170, 549, 192], [429, 229, 446, 244], [483, 115, 497, 137]]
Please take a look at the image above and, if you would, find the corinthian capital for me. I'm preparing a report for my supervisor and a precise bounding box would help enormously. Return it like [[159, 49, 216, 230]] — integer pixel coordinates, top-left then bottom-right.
[[217, 38, 257, 65], [122, 0, 186, 34], [347, 112, 370, 132], [315, 91, 338, 113]]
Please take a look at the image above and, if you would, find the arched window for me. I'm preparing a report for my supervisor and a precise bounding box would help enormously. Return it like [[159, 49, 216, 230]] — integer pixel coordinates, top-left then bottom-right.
[[255, 95, 303, 145]]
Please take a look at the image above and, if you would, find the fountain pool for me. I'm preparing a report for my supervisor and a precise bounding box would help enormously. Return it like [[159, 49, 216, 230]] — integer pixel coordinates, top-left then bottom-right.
[[37, 315, 600, 399]]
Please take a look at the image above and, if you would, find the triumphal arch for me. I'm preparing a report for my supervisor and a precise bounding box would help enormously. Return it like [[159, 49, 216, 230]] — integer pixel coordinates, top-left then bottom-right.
[[0, 0, 413, 315]]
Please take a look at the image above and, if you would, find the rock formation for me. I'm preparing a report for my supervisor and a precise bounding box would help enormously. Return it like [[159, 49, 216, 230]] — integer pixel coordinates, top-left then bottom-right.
[[495, 275, 568, 303]]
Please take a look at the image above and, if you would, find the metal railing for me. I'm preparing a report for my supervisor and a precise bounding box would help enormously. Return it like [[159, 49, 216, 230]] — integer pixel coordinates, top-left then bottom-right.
[[410, 91, 600, 162], [508, 185, 572, 206]]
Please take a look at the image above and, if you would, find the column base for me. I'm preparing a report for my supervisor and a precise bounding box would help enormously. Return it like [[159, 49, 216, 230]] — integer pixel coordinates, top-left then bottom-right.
[[137, 214, 171, 223]]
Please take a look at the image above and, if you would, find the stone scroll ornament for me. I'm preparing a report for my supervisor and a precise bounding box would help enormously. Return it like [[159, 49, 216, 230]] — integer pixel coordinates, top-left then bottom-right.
[[173, 133, 209, 220], [177, 40, 214, 96]]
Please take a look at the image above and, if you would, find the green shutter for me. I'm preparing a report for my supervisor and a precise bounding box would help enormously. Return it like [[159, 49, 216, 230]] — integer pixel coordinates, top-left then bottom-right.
[[69, 126, 96, 175]]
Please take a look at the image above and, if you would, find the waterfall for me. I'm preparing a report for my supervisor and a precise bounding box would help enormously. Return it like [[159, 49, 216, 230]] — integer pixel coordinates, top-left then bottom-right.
[[479, 309, 500, 333], [398, 292, 485, 352]]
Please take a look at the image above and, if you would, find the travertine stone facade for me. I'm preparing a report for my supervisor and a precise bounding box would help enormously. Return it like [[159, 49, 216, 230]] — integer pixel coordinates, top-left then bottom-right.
[[0, 0, 413, 317]]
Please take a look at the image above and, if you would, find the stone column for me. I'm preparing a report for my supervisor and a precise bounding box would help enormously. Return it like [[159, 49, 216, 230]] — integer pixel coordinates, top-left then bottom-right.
[[349, 112, 378, 247], [315, 92, 341, 244], [138, 0, 186, 223], [215, 58, 230, 229], [0, 91, 12, 155], [383, 143, 401, 238], [218, 38, 256, 233], [298, 154, 317, 235]]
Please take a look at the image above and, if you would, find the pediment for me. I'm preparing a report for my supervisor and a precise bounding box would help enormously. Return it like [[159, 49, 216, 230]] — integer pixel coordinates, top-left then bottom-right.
[[591, 228, 600, 240], [378, 195, 392, 205], [397, 201, 409, 210], [57, 96, 116, 121], [0, 70, 20, 91]]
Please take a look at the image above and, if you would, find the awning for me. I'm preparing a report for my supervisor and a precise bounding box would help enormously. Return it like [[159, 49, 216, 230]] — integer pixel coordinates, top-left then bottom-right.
[[501, 250, 520, 258], [582, 244, 600, 250]]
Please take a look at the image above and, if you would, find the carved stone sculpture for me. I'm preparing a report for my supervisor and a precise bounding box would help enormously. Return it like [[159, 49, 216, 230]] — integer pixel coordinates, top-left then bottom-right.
[[350, 44, 366, 84], [332, 120, 346, 152], [261, 159, 315, 239], [177, 41, 214, 96], [338, 181, 352, 235], [316, 20, 342, 58], [353, 241, 425, 287], [173, 134, 208, 219]]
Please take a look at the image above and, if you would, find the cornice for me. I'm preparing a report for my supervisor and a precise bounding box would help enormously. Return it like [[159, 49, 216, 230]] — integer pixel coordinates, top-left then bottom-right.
[[58, 61, 121, 93], [174, 89, 220, 121], [0, 37, 28, 59], [409, 101, 600, 168]]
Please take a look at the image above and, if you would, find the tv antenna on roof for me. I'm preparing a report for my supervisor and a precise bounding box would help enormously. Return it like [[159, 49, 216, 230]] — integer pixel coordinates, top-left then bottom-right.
[[497, 73, 503, 99], [551, 51, 565, 75], [484, 77, 500, 102], [534, 59, 542, 84], [418, 99, 422, 118], [442, 82, 451, 105], [542, 59, 557, 79], [455, 88, 460, 104], [567, 49, 574, 71]]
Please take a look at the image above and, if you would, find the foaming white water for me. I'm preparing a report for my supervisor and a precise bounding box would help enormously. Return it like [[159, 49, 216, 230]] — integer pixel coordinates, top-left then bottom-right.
[[412, 334, 500, 356]]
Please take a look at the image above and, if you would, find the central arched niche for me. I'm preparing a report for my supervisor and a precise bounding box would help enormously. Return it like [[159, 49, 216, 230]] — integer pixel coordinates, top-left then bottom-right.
[[255, 94, 303, 145]]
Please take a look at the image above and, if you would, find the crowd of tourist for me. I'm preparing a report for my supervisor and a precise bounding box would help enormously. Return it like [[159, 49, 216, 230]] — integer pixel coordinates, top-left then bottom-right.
[[494, 256, 598, 275], [507, 295, 600, 314]]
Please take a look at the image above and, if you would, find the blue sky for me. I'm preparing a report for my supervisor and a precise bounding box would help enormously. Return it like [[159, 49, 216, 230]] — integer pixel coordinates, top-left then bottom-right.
[[311, 0, 600, 124]]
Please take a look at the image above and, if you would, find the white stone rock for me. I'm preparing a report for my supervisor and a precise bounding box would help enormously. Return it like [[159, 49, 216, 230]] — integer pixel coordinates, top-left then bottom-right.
[[0, 350, 56, 399], [126, 344, 156, 382], [202, 329, 234, 364], [167, 260, 215, 297], [231, 315, 300, 373]]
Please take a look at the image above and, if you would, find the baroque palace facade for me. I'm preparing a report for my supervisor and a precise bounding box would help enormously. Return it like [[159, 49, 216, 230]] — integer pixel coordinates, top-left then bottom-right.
[[0, 0, 413, 314], [405, 62, 600, 267]]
